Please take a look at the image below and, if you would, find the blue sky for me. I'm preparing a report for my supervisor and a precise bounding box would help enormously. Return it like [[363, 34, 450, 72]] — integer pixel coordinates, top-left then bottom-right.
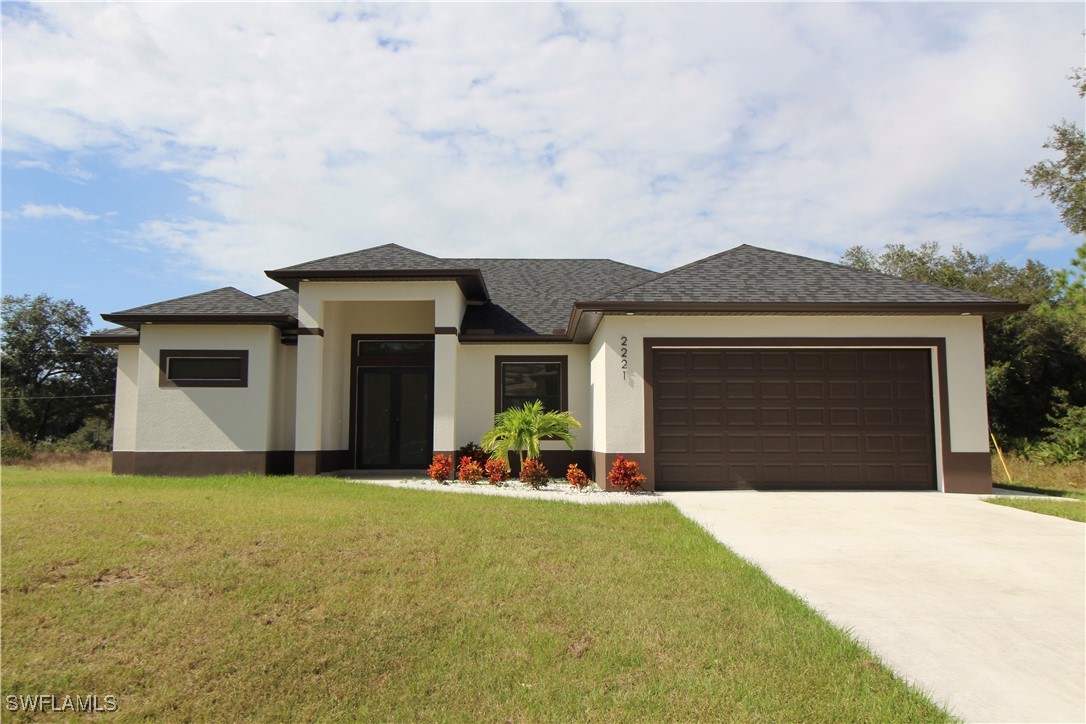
[[2, 2, 1083, 327]]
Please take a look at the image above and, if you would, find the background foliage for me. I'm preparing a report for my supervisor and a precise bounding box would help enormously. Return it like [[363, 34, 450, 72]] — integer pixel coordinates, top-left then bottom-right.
[[1, 294, 116, 450]]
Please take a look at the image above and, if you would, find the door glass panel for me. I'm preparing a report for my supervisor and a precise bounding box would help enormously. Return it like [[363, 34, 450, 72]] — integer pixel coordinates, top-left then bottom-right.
[[359, 371, 392, 466], [398, 370, 431, 467]]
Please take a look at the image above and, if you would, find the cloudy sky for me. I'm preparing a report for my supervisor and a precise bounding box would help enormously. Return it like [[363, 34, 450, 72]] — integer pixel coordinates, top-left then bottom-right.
[[2, 2, 1082, 324]]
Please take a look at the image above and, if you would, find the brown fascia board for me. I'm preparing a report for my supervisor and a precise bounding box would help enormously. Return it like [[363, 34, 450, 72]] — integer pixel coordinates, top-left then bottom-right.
[[458, 332, 573, 344], [566, 300, 1030, 338], [264, 268, 490, 301], [83, 333, 140, 345], [100, 313, 298, 331]]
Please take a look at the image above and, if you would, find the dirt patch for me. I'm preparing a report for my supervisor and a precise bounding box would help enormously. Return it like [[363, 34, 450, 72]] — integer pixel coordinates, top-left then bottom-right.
[[92, 568, 149, 589], [567, 636, 593, 658]]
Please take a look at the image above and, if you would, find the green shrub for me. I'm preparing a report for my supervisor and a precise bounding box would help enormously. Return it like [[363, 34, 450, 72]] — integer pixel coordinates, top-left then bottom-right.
[[0, 433, 34, 461], [1028, 393, 1086, 464]]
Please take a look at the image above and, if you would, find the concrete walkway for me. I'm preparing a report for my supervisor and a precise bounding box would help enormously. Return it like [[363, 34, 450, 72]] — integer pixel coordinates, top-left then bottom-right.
[[661, 491, 1086, 723]]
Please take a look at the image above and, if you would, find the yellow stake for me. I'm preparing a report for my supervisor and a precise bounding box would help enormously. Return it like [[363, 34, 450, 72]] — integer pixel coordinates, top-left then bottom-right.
[[990, 432, 1013, 485]]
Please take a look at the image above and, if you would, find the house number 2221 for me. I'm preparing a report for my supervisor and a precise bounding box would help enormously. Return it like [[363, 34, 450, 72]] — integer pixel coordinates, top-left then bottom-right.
[[620, 336, 628, 380]]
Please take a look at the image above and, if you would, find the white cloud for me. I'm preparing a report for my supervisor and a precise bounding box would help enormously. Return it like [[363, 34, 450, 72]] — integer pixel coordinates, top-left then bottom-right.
[[1027, 232, 1076, 252], [14, 203, 100, 221], [2, 2, 1081, 291]]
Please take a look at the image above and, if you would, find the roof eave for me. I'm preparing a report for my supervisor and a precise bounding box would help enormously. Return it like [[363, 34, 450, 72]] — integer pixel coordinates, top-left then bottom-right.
[[264, 268, 490, 302], [83, 333, 140, 346], [569, 300, 1030, 337], [100, 313, 298, 331]]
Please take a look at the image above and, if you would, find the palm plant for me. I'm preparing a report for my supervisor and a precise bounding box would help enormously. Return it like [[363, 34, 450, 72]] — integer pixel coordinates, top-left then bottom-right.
[[480, 400, 582, 466]]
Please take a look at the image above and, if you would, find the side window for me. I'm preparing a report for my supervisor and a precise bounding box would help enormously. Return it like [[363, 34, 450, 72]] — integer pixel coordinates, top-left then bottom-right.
[[159, 350, 249, 388], [496, 357, 567, 412]]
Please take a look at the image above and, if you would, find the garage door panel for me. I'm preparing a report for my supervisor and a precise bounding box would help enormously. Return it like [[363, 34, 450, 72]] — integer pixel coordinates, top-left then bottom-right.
[[761, 408, 791, 426], [726, 381, 755, 399], [727, 408, 757, 425], [795, 381, 825, 399], [654, 348, 936, 491], [760, 380, 790, 398], [657, 407, 689, 426], [762, 435, 792, 453], [692, 407, 722, 426], [864, 434, 896, 453], [829, 408, 860, 426]]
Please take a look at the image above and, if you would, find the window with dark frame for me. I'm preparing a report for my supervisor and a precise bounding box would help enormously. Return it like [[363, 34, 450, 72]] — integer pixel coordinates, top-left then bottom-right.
[[159, 350, 249, 388], [497, 358, 566, 413]]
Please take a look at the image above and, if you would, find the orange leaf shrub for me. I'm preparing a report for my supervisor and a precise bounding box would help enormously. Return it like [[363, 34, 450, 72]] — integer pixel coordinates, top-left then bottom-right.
[[458, 457, 484, 484], [607, 455, 645, 492], [519, 458, 550, 488], [566, 463, 590, 489], [427, 454, 454, 482], [484, 458, 509, 485]]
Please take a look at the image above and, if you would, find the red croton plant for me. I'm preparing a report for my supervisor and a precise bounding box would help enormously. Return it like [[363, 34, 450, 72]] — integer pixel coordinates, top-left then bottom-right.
[[606, 455, 646, 492], [427, 454, 454, 483], [566, 463, 590, 489]]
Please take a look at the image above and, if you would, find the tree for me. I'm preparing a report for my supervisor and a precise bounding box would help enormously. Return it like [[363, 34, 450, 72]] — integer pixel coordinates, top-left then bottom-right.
[[841, 243, 1086, 444], [1023, 68, 1086, 235], [1, 294, 117, 445], [481, 400, 581, 465]]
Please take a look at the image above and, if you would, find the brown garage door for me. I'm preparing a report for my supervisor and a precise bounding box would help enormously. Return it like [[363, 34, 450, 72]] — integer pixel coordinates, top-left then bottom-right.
[[652, 348, 936, 490]]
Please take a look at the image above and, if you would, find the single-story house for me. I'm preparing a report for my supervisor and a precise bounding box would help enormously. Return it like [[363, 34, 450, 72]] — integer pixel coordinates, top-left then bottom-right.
[[87, 243, 1026, 493]]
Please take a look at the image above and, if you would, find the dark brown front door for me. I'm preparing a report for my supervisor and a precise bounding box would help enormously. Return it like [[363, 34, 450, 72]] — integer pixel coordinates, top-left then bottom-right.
[[350, 337, 435, 469], [652, 348, 936, 490]]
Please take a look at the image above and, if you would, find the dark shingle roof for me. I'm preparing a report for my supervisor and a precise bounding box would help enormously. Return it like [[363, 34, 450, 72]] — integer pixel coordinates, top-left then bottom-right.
[[106, 243, 1024, 338], [255, 289, 299, 316], [111, 287, 282, 316], [103, 287, 297, 329], [84, 326, 140, 345], [601, 245, 1013, 305], [273, 243, 446, 272], [459, 258, 657, 334]]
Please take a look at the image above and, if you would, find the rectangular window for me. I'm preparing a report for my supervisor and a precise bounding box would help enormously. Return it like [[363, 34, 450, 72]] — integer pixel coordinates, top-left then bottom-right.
[[159, 350, 249, 388], [495, 356, 568, 413]]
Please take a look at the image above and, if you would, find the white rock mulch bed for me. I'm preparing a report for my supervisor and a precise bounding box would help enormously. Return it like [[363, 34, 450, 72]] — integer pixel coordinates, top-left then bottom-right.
[[343, 476, 662, 505]]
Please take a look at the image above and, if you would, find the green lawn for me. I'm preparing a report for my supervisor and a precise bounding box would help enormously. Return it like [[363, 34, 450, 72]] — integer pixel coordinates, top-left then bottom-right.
[[984, 496, 1086, 523], [1, 469, 948, 722]]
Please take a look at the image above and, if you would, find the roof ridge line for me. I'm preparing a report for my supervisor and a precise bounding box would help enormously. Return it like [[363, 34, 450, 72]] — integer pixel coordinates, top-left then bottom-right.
[[599, 245, 748, 300]]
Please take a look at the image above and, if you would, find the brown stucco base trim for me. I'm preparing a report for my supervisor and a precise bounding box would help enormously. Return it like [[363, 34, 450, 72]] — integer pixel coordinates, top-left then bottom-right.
[[113, 451, 294, 476], [294, 450, 351, 476], [112, 451, 136, 475], [591, 451, 653, 492], [942, 452, 992, 494]]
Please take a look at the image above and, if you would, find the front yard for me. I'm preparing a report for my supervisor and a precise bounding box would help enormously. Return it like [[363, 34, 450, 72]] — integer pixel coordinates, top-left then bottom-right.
[[1, 470, 947, 721]]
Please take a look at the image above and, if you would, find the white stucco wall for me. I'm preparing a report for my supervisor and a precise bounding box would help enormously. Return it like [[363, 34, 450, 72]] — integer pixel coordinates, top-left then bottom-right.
[[112, 345, 139, 452], [590, 314, 989, 456], [455, 344, 592, 450], [272, 343, 297, 451], [133, 325, 281, 452]]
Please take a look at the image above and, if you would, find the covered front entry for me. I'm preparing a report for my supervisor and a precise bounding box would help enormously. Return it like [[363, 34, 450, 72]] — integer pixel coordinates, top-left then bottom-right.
[[651, 346, 937, 490], [350, 336, 434, 469]]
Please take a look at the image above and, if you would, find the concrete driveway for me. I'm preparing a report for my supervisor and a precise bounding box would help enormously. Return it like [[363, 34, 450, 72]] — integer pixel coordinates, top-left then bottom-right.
[[661, 491, 1086, 723]]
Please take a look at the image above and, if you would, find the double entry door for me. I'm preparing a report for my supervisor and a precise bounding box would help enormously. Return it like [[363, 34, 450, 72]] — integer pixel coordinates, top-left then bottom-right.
[[352, 337, 434, 469]]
